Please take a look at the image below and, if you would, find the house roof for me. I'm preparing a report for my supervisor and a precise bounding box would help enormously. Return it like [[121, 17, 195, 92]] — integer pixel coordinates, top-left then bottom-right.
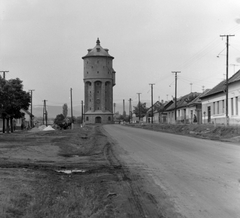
[[20, 109, 34, 117], [82, 38, 114, 59], [166, 92, 201, 111], [201, 70, 240, 99]]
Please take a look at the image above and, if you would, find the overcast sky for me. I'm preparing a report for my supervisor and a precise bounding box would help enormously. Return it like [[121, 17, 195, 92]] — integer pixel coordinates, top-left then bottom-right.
[[1, 0, 240, 113]]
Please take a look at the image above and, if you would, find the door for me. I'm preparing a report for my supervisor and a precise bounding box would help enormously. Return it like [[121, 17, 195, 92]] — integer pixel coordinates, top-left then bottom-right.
[[207, 106, 211, 123], [95, 117, 102, 123]]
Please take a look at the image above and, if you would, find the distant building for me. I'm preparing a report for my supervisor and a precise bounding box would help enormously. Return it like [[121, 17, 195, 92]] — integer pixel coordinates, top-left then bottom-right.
[[82, 38, 116, 124], [200, 70, 240, 125]]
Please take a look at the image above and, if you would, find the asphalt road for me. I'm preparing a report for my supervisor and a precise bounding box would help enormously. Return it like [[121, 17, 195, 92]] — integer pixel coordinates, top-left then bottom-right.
[[103, 124, 240, 218]]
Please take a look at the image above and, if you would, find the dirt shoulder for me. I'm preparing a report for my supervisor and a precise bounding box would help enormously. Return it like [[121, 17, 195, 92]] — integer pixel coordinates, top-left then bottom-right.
[[0, 125, 169, 218], [125, 123, 240, 143]]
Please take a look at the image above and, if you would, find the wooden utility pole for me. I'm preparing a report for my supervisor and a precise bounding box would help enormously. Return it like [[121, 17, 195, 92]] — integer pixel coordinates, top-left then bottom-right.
[[129, 98, 132, 123], [29, 89, 35, 128], [220, 34, 235, 126], [81, 100, 84, 125], [0, 71, 9, 79], [43, 100, 47, 126], [137, 93, 141, 122], [70, 88, 73, 129], [149, 83, 155, 124], [172, 71, 181, 122]]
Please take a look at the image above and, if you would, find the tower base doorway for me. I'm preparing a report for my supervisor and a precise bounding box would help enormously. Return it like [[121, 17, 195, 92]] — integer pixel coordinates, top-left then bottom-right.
[[95, 117, 102, 123]]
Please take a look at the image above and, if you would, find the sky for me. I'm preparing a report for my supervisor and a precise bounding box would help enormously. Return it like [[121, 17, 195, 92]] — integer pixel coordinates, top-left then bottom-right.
[[1, 0, 240, 114]]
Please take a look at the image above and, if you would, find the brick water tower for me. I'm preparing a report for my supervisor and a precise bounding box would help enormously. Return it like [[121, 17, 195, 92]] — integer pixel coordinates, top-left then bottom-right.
[[82, 38, 116, 124]]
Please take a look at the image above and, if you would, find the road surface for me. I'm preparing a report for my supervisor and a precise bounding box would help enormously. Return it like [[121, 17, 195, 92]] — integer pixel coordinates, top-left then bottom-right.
[[103, 124, 240, 218]]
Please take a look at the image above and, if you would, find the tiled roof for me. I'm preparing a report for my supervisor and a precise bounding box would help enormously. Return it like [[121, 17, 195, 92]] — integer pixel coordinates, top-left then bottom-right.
[[82, 38, 114, 59], [201, 70, 240, 99], [166, 92, 200, 111]]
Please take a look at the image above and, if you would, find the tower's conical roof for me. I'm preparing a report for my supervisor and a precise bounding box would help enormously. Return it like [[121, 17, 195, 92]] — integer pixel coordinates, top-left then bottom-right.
[[82, 38, 114, 59]]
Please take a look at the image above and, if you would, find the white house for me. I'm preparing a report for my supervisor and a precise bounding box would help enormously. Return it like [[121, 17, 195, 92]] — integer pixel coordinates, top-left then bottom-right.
[[200, 70, 240, 125]]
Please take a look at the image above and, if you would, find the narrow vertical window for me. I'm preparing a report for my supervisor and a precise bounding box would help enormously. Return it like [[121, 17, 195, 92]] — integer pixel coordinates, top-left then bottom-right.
[[222, 100, 224, 113], [213, 102, 215, 115], [231, 98, 234, 115], [217, 101, 219, 114], [236, 97, 238, 115]]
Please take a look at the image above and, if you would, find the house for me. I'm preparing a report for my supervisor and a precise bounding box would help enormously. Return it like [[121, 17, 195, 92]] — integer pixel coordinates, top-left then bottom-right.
[[15, 109, 34, 129], [165, 92, 202, 124], [200, 70, 240, 125], [145, 100, 174, 123]]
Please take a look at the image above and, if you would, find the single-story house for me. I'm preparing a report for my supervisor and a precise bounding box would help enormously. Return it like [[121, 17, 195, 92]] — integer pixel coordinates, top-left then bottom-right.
[[165, 92, 202, 124], [200, 70, 240, 125]]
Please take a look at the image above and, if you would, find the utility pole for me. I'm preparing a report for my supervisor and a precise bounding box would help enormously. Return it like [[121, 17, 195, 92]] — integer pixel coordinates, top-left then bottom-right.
[[81, 100, 84, 125], [149, 83, 155, 124], [70, 88, 73, 129], [113, 103, 116, 114], [137, 93, 141, 122], [29, 89, 35, 128], [0, 71, 9, 79], [220, 34, 235, 126], [172, 71, 181, 122], [190, 83, 193, 93], [129, 98, 132, 123], [123, 99, 126, 119], [43, 100, 47, 126]]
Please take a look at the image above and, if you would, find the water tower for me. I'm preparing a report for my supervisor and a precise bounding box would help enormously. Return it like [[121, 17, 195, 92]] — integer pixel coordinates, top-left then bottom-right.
[[82, 38, 116, 124]]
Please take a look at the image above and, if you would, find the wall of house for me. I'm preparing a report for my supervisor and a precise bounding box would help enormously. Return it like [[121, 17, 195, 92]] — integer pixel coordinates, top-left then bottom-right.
[[202, 82, 240, 125]]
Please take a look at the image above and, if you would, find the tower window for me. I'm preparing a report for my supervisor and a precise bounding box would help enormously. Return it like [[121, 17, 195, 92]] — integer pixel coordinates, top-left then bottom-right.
[[90, 107, 91, 110], [97, 48, 100, 52], [87, 72, 88, 74]]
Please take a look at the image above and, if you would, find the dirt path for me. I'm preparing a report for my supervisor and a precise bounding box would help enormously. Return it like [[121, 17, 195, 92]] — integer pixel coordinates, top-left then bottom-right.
[[0, 125, 166, 218]]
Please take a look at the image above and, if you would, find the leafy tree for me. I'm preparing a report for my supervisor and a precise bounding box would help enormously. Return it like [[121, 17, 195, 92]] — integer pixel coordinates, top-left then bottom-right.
[[133, 102, 149, 119], [54, 114, 65, 126], [0, 77, 31, 133], [62, 103, 68, 118]]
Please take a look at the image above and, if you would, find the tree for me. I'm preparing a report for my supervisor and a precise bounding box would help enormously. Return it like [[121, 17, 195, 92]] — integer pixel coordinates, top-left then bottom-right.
[[54, 114, 65, 126], [133, 102, 149, 119], [0, 77, 31, 133], [62, 103, 68, 118]]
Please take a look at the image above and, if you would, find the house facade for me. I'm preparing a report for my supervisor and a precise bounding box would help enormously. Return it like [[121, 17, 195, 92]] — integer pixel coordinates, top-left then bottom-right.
[[200, 70, 240, 125], [166, 92, 202, 124]]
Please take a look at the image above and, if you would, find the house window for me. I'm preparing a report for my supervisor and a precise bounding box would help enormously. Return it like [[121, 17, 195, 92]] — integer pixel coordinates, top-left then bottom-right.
[[108, 117, 111, 121], [222, 100, 225, 113], [86, 117, 89, 121], [231, 98, 234, 115], [97, 71, 99, 74], [217, 101, 219, 114], [213, 102, 215, 115], [236, 97, 238, 115]]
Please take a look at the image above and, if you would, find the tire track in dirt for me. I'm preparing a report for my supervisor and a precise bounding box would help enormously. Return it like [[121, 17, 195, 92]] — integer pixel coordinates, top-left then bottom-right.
[[102, 127, 163, 218]]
